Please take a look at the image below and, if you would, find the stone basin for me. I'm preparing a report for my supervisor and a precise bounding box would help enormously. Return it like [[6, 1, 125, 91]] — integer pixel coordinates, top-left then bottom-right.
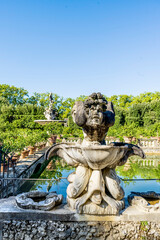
[[45, 142, 145, 170], [34, 120, 66, 125], [16, 191, 63, 211]]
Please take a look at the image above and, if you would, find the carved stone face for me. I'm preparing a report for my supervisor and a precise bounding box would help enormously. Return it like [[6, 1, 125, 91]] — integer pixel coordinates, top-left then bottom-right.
[[72, 92, 115, 143], [84, 93, 108, 127], [85, 103, 104, 126]]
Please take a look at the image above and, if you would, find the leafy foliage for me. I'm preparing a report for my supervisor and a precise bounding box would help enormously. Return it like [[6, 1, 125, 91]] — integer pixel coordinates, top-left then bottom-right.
[[0, 84, 28, 105], [116, 156, 160, 179], [1, 84, 160, 153]]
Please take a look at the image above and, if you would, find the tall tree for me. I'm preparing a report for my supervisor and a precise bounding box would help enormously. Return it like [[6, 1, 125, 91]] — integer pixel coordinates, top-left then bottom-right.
[[0, 84, 28, 105]]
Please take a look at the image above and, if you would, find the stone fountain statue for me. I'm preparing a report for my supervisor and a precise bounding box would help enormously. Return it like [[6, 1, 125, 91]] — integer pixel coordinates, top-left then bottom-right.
[[34, 93, 66, 125], [44, 93, 58, 120], [45, 93, 145, 215]]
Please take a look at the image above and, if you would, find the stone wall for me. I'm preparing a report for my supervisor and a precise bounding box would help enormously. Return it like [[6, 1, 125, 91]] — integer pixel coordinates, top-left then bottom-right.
[[0, 197, 160, 240], [1, 220, 160, 240]]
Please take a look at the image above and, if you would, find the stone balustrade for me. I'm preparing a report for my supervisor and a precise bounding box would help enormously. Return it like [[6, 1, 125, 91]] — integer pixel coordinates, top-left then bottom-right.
[[137, 159, 160, 167], [105, 136, 160, 151]]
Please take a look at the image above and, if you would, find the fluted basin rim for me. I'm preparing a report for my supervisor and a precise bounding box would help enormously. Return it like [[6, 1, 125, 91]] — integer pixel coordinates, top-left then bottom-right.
[[45, 142, 146, 170]]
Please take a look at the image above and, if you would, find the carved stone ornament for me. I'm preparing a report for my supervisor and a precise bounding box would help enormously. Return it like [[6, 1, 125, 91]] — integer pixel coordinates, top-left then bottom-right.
[[45, 92, 145, 215], [16, 191, 63, 211], [128, 191, 160, 213]]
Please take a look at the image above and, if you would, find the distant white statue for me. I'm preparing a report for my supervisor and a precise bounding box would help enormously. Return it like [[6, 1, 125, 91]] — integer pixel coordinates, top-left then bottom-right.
[[44, 93, 58, 120]]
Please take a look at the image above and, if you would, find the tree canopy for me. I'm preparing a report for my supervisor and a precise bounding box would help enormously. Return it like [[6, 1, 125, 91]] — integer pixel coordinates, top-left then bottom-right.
[[1, 84, 160, 153]]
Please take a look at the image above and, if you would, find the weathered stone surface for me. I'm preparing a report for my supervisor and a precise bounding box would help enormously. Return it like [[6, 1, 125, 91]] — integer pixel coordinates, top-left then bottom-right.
[[128, 191, 160, 213], [45, 93, 145, 215], [72, 92, 115, 144], [2, 220, 160, 240], [16, 191, 63, 211]]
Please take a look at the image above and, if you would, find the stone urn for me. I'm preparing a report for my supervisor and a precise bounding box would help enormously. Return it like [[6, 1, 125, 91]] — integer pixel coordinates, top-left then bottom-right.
[[28, 146, 35, 155], [48, 135, 57, 145], [1, 163, 8, 172], [20, 150, 29, 159], [12, 154, 20, 162]]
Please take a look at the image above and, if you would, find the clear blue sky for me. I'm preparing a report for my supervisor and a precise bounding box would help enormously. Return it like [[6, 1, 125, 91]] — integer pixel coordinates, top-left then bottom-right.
[[0, 0, 160, 98]]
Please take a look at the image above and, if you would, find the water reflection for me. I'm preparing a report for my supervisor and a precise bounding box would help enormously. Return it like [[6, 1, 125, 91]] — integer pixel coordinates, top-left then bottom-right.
[[116, 155, 160, 179], [116, 155, 160, 197], [28, 155, 160, 201], [30, 157, 74, 202]]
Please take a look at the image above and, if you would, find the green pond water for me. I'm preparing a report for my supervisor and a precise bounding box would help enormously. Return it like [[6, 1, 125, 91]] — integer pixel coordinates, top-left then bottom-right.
[[20, 155, 160, 202]]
